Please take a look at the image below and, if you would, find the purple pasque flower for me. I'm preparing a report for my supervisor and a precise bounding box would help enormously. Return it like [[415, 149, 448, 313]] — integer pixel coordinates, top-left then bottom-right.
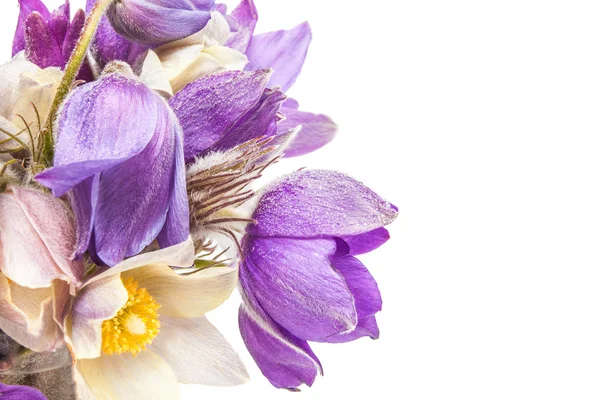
[[36, 63, 189, 267], [238, 169, 397, 390], [106, 0, 216, 45], [13, 0, 92, 81], [222, 0, 337, 157], [169, 68, 286, 163], [0, 382, 47, 400]]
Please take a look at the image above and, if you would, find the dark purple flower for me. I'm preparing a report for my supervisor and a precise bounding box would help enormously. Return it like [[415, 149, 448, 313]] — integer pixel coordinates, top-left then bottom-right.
[[13, 0, 92, 81], [169, 69, 286, 163], [0, 382, 47, 400], [106, 0, 215, 45], [35, 65, 189, 266], [238, 170, 397, 390], [223, 1, 337, 157]]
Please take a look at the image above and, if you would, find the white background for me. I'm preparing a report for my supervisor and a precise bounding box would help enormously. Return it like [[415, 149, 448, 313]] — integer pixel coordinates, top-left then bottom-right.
[[2, 0, 600, 399]]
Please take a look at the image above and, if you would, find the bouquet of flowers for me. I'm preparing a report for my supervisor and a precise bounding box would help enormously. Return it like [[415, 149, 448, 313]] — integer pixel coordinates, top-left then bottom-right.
[[0, 1, 397, 399]]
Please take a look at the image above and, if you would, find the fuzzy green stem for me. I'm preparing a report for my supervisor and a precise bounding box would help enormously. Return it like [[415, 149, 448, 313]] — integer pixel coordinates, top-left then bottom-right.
[[40, 0, 116, 166]]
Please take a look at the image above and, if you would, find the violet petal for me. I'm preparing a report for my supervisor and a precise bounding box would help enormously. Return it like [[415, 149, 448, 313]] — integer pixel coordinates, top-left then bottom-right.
[[225, 0, 258, 53], [245, 22, 311, 92], [319, 315, 380, 343], [13, 0, 50, 56], [341, 227, 391, 256], [47, 2, 70, 53], [331, 255, 382, 318], [242, 236, 357, 341], [249, 170, 398, 238], [0, 382, 47, 400], [25, 12, 63, 69]]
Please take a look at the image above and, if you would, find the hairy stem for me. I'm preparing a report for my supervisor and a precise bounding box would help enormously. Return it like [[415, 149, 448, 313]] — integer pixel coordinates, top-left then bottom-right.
[[41, 0, 116, 166]]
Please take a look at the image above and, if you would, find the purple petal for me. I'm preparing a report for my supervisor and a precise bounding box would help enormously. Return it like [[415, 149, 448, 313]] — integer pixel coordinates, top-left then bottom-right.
[[278, 99, 337, 157], [0, 383, 47, 400], [90, 13, 149, 69], [210, 87, 286, 152], [242, 236, 357, 341], [249, 170, 398, 238], [13, 0, 50, 56], [169, 70, 271, 162], [67, 176, 99, 258], [341, 227, 391, 256], [239, 306, 321, 390], [331, 255, 382, 318], [64, 9, 94, 82], [36, 74, 160, 196], [225, 0, 258, 53], [245, 22, 311, 92], [106, 0, 215, 45], [47, 2, 70, 53], [92, 104, 185, 266], [320, 316, 380, 344], [25, 12, 63, 69]]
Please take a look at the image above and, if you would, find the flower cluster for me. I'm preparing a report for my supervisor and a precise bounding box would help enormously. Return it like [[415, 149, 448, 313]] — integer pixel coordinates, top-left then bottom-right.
[[0, 0, 397, 399]]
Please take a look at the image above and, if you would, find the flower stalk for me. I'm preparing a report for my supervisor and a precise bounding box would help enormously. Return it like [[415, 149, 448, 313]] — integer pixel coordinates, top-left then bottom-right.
[[40, 0, 117, 166]]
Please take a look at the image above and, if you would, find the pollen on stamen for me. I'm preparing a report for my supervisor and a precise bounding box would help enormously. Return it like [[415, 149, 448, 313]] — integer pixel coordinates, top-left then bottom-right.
[[101, 277, 161, 356]]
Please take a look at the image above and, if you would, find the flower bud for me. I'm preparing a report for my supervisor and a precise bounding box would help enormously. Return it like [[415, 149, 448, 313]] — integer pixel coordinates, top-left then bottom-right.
[[106, 0, 215, 45]]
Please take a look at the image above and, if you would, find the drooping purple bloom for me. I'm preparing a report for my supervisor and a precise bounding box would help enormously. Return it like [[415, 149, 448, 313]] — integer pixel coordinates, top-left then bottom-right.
[[106, 0, 216, 45], [223, 1, 337, 157], [36, 66, 189, 266], [0, 382, 47, 400], [238, 170, 397, 390], [13, 0, 92, 81], [169, 69, 286, 163]]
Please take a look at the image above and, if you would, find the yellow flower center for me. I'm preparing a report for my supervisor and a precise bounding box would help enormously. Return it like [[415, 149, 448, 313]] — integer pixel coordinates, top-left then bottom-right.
[[101, 277, 160, 356]]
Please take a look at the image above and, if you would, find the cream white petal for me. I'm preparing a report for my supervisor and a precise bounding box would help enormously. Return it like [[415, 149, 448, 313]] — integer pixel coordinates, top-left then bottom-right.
[[203, 46, 249, 71], [123, 262, 238, 318], [12, 66, 62, 131], [70, 275, 128, 359], [169, 52, 225, 93], [139, 50, 174, 98], [150, 316, 249, 386], [85, 237, 194, 286], [157, 44, 206, 82], [157, 11, 230, 51], [77, 351, 180, 400], [0, 274, 63, 352], [0, 52, 39, 118]]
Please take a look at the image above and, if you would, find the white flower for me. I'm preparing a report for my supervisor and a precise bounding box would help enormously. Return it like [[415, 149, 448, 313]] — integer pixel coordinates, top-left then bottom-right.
[[140, 12, 248, 95], [69, 238, 249, 400]]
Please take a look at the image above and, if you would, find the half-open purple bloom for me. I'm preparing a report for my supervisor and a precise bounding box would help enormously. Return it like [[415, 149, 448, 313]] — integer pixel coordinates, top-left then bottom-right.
[[238, 170, 397, 390], [36, 66, 189, 266], [0, 382, 47, 400], [169, 69, 286, 163], [13, 0, 91, 80], [106, 0, 216, 45]]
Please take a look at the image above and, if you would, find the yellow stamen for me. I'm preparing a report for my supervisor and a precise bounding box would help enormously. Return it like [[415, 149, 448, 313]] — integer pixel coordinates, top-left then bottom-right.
[[101, 277, 160, 356]]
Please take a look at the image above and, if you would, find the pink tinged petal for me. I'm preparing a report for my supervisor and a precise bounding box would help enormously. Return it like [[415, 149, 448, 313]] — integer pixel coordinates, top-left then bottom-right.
[[25, 12, 63, 69], [225, 0, 258, 53], [341, 227, 391, 256], [245, 22, 312, 92], [13, 0, 51, 56], [320, 315, 380, 344], [0, 276, 63, 352], [77, 351, 180, 400], [278, 100, 338, 157], [239, 301, 321, 390], [249, 169, 398, 238], [0, 190, 69, 288], [11, 186, 84, 286], [70, 275, 128, 359], [242, 237, 357, 341], [169, 69, 271, 161], [0, 382, 48, 400], [150, 316, 249, 385]]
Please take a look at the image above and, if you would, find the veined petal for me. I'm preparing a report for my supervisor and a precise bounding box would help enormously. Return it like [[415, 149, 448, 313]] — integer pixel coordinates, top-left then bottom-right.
[[77, 351, 179, 400], [123, 262, 237, 318], [36, 73, 160, 196], [150, 316, 248, 385], [239, 300, 321, 390], [13, 0, 51, 56], [278, 99, 338, 157], [71, 274, 128, 359], [225, 0, 258, 52], [242, 237, 357, 341], [249, 169, 398, 238], [169, 69, 271, 161], [319, 315, 380, 343], [341, 227, 391, 256], [245, 22, 312, 92], [331, 255, 382, 318]]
